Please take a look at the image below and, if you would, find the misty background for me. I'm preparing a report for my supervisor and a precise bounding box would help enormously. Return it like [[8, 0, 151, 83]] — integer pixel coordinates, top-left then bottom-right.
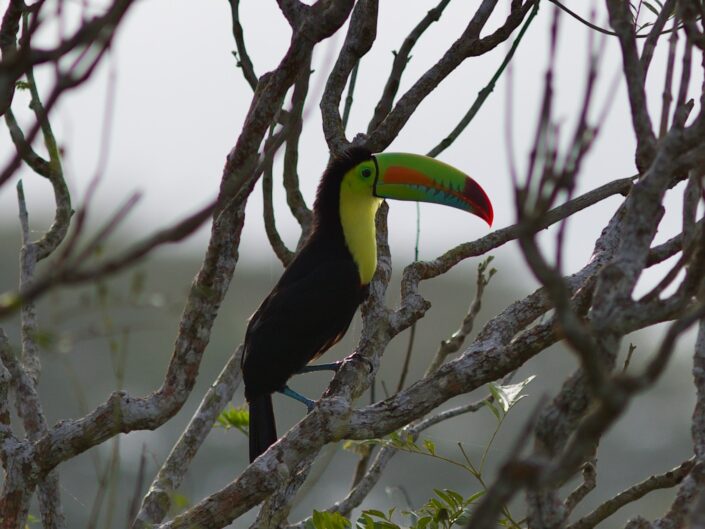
[[0, 1, 697, 527]]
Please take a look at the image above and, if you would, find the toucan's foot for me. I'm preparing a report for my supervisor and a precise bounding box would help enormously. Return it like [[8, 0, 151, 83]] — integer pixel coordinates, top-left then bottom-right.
[[279, 385, 316, 413], [348, 352, 374, 374], [298, 361, 342, 374]]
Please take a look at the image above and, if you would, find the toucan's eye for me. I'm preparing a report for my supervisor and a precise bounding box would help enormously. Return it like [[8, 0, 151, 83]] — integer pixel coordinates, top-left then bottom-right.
[[361, 167, 372, 178]]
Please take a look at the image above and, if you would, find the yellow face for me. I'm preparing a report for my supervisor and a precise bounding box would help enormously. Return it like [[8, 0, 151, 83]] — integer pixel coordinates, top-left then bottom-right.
[[339, 160, 383, 285], [340, 159, 377, 196]]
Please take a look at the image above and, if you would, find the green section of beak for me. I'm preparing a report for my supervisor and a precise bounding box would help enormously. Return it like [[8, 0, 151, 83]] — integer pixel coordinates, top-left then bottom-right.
[[372, 152, 493, 225]]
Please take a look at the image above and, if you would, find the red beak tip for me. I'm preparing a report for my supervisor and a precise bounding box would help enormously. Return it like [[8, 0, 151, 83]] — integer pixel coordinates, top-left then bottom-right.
[[483, 205, 494, 227]]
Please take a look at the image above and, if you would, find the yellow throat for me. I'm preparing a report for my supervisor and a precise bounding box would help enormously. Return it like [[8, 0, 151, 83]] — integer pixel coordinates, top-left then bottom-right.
[[339, 178, 383, 285]]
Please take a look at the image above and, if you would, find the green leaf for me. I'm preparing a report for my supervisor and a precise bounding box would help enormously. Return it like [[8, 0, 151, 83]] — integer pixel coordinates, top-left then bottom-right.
[[434, 507, 450, 524], [374, 522, 400, 529], [465, 490, 486, 504], [416, 516, 432, 529], [434, 489, 452, 506], [313, 510, 351, 529], [424, 439, 436, 455], [443, 489, 464, 508], [214, 404, 249, 435], [355, 513, 374, 529]]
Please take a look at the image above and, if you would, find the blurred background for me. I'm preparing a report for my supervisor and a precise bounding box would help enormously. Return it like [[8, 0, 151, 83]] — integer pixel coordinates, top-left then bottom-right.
[[0, 1, 698, 527]]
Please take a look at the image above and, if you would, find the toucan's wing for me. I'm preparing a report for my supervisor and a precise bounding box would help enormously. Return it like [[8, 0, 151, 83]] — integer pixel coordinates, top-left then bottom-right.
[[242, 257, 363, 397]]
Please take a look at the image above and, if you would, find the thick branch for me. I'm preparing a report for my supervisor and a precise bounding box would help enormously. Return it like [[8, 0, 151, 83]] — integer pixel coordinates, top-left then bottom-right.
[[132, 347, 243, 528], [320, 0, 378, 153]]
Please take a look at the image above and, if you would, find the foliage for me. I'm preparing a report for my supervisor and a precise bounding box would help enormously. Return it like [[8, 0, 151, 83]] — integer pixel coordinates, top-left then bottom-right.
[[215, 404, 250, 436], [337, 377, 535, 529]]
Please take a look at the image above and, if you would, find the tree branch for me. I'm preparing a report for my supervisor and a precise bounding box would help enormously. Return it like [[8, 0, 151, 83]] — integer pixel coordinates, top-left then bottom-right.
[[132, 347, 244, 528], [566, 459, 695, 529], [320, 0, 378, 153]]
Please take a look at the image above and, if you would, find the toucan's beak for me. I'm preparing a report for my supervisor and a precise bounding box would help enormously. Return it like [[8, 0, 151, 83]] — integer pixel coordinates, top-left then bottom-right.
[[372, 152, 493, 226]]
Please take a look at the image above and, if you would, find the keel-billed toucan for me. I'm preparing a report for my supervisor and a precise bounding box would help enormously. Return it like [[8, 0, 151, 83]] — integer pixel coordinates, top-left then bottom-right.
[[242, 146, 493, 462]]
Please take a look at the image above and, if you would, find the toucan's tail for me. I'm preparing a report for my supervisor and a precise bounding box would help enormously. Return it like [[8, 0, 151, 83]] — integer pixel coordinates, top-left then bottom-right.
[[248, 394, 277, 462]]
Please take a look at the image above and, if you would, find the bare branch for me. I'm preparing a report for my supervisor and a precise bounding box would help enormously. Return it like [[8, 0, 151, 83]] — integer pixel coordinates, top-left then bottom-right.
[[427, 1, 539, 158], [658, 16, 679, 138], [341, 60, 359, 131], [0, 0, 26, 114], [262, 125, 295, 265], [652, 462, 705, 529], [320, 0, 378, 153], [567, 459, 695, 529], [548, 0, 680, 40], [640, 0, 677, 76], [393, 175, 635, 331], [366, 0, 536, 152], [424, 256, 494, 377], [133, 347, 243, 528], [0, 329, 17, 458], [14, 0, 355, 490], [283, 53, 313, 237], [276, 0, 307, 28], [0, 0, 136, 120], [564, 462, 597, 515], [228, 0, 258, 91], [13, 181, 66, 529], [606, 0, 657, 171], [366, 0, 451, 133]]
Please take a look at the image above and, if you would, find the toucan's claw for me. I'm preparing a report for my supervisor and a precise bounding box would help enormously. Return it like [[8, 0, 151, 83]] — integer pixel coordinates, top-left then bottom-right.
[[279, 385, 316, 412], [298, 361, 342, 374]]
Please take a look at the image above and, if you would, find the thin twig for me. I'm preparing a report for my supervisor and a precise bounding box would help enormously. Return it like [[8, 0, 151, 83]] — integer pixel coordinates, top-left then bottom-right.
[[366, 0, 452, 133], [228, 0, 258, 91], [341, 60, 359, 131], [262, 123, 295, 265], [283, 52, 313, 238], [566, 459, 695, 529], [427, 0, 539, 158], [640, 0, 677, 76], [424, 256, 495, 377], [564, 462, 597, 514], [367, 0, 536, 151], [658, 16, 679, 137], [606, 0, 657, 172], [548, 0, 680, 39]]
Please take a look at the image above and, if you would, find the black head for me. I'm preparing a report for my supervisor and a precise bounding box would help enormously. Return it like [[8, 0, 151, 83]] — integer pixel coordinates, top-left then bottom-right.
[[312, 146, 374, 228]]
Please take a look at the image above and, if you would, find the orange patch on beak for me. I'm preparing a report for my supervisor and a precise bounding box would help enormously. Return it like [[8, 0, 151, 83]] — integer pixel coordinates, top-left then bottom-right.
[[383, 166, 435, 187]]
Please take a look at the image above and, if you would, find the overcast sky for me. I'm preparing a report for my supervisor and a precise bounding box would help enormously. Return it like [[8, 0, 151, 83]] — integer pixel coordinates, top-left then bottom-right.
[[0, 0, 699, 294]]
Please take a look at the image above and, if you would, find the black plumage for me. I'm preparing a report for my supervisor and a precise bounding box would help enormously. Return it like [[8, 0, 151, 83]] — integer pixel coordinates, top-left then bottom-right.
[[242, 147, 374, 462]]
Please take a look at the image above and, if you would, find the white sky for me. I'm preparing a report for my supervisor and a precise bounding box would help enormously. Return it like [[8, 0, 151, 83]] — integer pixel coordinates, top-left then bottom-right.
[[0, 0, 699, 292]]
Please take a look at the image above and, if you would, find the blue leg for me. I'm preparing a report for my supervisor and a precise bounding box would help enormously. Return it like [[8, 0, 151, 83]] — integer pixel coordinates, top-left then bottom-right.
[[298, 361, 342, 374], [279, 385, 316, 412]]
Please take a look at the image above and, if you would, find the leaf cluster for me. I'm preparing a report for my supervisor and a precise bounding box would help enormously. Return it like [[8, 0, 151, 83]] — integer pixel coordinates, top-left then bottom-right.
[[215, 404, 249, 436]]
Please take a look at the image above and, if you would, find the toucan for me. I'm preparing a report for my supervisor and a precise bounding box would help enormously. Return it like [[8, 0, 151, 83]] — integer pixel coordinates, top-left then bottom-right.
[[242, 146, 493, 462]]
